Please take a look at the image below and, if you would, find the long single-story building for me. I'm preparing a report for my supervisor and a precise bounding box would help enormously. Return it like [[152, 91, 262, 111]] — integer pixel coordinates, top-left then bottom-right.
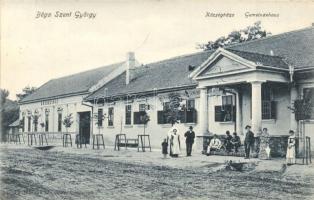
[[19, 26, 314, 151]]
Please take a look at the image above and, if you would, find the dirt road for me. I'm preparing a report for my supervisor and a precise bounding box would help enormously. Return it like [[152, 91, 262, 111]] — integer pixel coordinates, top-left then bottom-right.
[[1, 146, 314, 200]]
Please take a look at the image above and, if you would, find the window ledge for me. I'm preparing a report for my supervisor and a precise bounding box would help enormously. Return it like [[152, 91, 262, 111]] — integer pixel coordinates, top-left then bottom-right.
[[107, 126, 115, 129], [262, 119, 276, 123], [136, 124, 146, 127], [160, 124, 172, 128], [219, 121, 234, 124], [124, 125, 133, 128], [184, 123, 196, 126]]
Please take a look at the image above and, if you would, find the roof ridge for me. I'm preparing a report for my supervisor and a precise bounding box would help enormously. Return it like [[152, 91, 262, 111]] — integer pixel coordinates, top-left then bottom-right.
[[53, 61, 125, 80], [141, 26, 314, 68], [226, 25, 314, 49], [143, 50, 214, 67], [227, 48, 284, 59]]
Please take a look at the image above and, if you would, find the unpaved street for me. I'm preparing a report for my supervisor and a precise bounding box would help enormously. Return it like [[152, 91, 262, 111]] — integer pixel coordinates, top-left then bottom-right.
[[1, 145, 314, 200]]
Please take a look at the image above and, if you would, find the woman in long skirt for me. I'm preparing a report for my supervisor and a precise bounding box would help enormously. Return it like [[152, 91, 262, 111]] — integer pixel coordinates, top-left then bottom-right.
[[170, 129, 181, 157], [286, 130, 296, 165]]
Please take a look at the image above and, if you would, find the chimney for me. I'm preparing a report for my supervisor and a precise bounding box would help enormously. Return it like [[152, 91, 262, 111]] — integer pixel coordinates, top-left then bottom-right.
[[270, 50, 274, 56], [126, 52, 136, 85]]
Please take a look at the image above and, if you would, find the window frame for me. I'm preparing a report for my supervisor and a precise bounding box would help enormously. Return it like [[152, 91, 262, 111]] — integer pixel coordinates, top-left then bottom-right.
[[28, 116, 31, 132], [157, 99, 197, 124], [58, 113, 62, 132], [97, 108, 104, 127], [108, 107, 114, 127], [261, 85, 276, 120], [125, 105, 132, 125], [214, 95, 235, 122], [45, 113, 49, 132]]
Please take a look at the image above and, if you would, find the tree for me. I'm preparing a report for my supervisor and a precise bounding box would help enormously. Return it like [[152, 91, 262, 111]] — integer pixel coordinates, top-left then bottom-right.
[[165, 93, 182, 126], [139, 111, 150, 134], [63, 114, 74, 132], [198, 21, 271, 51], [16, 86, 37, 101], [0, 89, 9, 109], [0, 89, 19, 141]]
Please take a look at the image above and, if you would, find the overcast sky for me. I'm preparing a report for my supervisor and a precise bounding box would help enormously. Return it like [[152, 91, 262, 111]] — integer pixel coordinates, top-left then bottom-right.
[[1, 0, 314, 100]]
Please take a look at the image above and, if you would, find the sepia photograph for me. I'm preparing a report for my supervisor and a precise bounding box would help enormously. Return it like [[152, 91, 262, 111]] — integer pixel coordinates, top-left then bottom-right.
[[1, 0, 314, 199]]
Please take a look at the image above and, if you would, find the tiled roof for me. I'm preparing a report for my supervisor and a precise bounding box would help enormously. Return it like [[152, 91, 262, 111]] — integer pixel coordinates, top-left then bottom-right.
[[20, 62, 124, 103], [228, 49, 288, 69], [227, 26, 314, 69], [9, 119, 19, 127], [86, 26, 314, 100], [86, 51, 213, 100]]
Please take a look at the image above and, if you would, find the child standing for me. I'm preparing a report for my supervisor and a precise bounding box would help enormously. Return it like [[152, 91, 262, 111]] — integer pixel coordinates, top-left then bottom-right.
[[161, 139, 168, 159]]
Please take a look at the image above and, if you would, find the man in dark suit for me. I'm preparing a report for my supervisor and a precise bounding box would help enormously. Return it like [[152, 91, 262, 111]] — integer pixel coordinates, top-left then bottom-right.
[[184, 126, 195, 156], [244, 125, 255, 159]]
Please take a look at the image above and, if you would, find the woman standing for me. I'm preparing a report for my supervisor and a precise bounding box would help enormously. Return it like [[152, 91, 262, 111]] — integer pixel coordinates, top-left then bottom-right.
[[259, 128, 270, 160], [170, 129, 181, 157], [286, 130, 296, 165]]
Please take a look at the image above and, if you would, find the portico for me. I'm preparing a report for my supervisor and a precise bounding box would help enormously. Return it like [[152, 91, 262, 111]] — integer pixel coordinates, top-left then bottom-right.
[[191, 48, 291, 139]]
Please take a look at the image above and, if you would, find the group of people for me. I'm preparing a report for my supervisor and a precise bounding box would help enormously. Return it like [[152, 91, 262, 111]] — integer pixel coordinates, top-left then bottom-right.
[[162, 126, 195, 158], [161, 124, 297, 165], [206, 131, 241, 155]]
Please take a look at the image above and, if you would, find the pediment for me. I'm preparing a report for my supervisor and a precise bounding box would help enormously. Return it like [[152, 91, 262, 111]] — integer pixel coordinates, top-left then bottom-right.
[[199, 55, 250, 77]]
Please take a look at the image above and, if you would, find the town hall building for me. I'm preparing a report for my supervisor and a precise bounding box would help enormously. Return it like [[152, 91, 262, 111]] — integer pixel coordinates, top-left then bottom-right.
[[19, 26, 314, 151]]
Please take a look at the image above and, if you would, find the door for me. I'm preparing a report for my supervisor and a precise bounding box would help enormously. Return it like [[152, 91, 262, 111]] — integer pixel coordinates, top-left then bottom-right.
[[79, 111, 91, 144]]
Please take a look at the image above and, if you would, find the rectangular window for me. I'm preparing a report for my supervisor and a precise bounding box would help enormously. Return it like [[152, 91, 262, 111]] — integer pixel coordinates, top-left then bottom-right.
[[158, 99, 197, 124], [22, 117, 25, 132], [58, 113, 62, 132], [163, 102, 171, 111], [134, 111, 147, 124], [97, 108, 103, 127], [45, 114, 49, 132], [108, 107, 114, 126], [125, 105, 132, 125], [215, 95, 235, 122], [262, 85, 276, 119], [28, 116, 31, 132], [302, 88, 314, 119], [34, 115, 38, 132], [139, 103, 150, 112]]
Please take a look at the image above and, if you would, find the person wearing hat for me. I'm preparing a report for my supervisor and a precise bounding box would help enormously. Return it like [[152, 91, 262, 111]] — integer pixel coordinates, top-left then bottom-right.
[[244, 125, 255, 159], [184, 126, 195, 156]]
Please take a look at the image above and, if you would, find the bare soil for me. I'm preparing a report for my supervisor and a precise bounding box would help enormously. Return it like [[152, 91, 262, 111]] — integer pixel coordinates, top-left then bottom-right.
[[1, 145, 314, 200]]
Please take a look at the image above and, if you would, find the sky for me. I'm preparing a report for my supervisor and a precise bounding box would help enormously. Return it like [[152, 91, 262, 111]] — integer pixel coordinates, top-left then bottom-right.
[[1, 0, 314, 100]]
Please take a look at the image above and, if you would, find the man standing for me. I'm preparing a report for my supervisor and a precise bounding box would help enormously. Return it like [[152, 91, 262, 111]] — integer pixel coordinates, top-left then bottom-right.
[[244, 125, 255, 159], [184, 126, 195, 156]]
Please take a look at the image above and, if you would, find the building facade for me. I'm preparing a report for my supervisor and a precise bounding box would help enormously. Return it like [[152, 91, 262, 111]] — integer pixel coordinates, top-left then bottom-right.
[[19, 26, 314, 151]]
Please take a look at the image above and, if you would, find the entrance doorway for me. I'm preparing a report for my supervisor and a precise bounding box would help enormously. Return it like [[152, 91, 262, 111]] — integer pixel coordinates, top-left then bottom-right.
[[78, 111, 91, 144]]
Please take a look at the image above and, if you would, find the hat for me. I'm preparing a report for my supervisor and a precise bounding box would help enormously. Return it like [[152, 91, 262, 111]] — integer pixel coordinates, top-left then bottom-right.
[[245, 125, 251, 129]]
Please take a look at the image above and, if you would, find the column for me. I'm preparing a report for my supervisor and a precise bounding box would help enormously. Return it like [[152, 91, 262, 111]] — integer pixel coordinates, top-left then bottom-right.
[[199, 87, 209, 135], [235, 91, 243, 135], [251, 81, 263, 135], [290, 86, 298, 132], [197, 87, 209, 152]]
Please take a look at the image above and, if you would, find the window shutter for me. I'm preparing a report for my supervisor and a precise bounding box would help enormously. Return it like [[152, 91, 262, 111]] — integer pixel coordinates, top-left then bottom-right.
[[215, 106, 222, 122], [271, 101, 277, 119], [133, 112, 140, 124], [157, 111, 164, 124]]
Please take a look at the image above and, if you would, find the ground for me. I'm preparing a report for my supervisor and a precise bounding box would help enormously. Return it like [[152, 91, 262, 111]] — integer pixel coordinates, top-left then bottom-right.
[[1, 144, 314, 200]]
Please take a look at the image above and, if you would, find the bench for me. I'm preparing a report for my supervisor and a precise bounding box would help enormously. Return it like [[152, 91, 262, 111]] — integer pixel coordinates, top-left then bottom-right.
[[126, 138, 139, 148]]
